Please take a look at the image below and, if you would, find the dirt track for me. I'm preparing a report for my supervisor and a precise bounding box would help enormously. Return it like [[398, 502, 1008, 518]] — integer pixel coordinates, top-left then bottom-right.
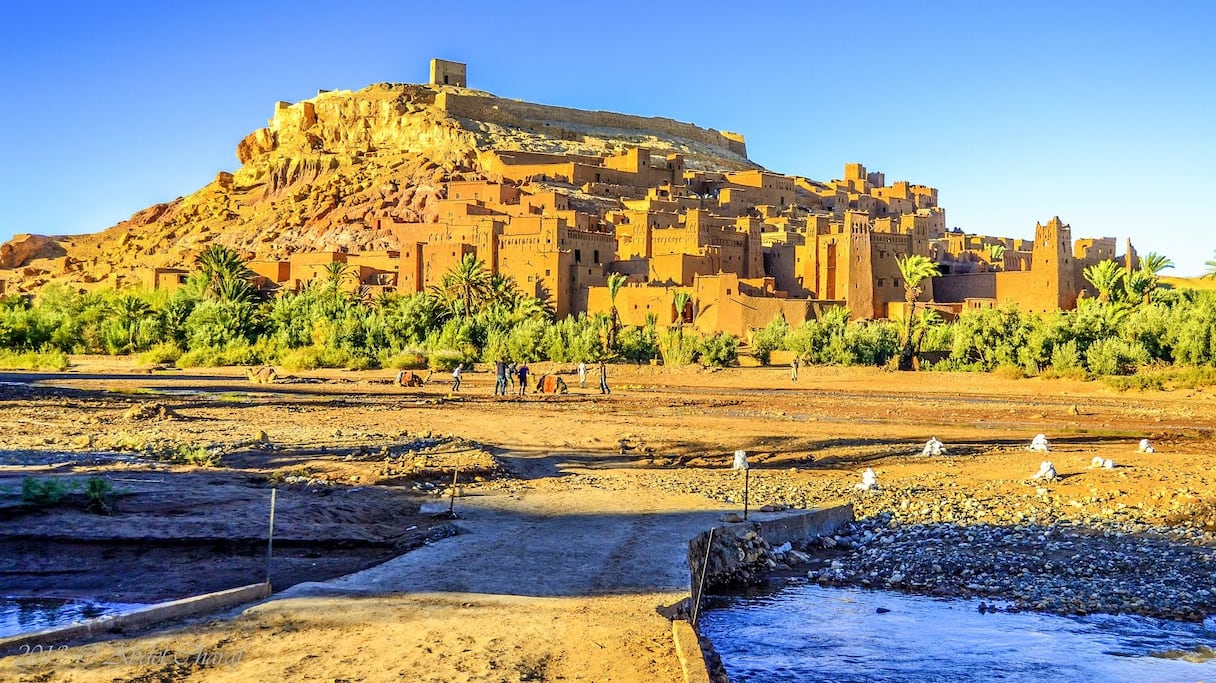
[[1, 359, 1216, 681]]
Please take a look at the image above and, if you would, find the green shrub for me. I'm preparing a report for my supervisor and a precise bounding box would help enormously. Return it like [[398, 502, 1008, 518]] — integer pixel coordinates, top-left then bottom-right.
[[167, 444, 220, 467], [1050, 339, 1083, 375], [617, 326, 658, 363], [697, 332, 739, 367], [176, 343, 259, 368], [21, 477, 66, 505], [0, 348, 69, 370], [138, 342, 183, 365], [429, 349, 467, 371], [83, 476, 113, 515], [278, 345, 374, 370], [1085, 337, 1149, 376], [382, 348, 429, 370], [658, 331, 698, 366], [750, 317, 790, 365]]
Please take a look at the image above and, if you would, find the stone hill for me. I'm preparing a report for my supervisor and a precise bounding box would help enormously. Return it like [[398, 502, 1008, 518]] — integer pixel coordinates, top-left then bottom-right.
[[0, 83, 757, 293]]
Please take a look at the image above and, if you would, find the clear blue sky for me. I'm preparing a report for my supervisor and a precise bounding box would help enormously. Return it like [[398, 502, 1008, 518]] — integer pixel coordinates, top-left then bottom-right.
[[2, 1, 1213, 274]]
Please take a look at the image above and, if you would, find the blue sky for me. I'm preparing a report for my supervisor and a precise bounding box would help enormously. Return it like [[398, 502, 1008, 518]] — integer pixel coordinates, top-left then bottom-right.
[[1, 1, 1213, 274]]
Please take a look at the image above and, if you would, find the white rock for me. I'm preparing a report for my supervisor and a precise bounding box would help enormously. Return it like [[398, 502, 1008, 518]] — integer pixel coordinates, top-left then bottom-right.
[[733, 449, 749, 470], [1138, 438, 1155, 454], [1031, 461, 1057, 481], [855, 468, 879, 491], [922, 436, 946, 456], [1029, 434, 1051, 452]]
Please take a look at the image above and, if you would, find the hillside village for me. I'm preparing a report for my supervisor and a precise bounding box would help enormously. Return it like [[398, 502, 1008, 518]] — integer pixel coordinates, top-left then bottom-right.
[[0, 59, 1137, 338]]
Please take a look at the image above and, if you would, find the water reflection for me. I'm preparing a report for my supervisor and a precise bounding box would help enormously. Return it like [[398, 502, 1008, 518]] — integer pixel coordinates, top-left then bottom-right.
[[0, 597, 145, 637], [699, 583, 1216, 683]]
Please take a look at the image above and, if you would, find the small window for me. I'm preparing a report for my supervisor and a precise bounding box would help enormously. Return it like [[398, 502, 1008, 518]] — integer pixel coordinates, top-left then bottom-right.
[[545, 269, 551, 277], [726, 289, 732, 295], [593, 249, 600, 262], [575, 249, 582, 263]]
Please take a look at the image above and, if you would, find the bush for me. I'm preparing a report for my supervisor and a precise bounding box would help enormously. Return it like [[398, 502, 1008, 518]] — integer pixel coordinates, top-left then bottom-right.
[[697, 333, 738, 367], [658, 331, 698, 366], [1050, 339, 1084, 376], [278, 345, 374, 370], [382, 348, 428, 370], [138, 342, 183, 365], [0, 348, 69, 370], [167, 444, 220, 467], [83, 476, 113, 515], [1085, 337, 1149, 376], [176, 343, 259, 368], [617, 326, 658, 364], [750, 317, 789, 365], [429, 349, 467, 371], [21, 477, 66, 505]]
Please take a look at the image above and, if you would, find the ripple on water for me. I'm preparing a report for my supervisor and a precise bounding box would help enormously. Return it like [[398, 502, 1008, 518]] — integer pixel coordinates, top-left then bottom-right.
[[0, 597, 147, 638], [698, 583, 1216, 683]]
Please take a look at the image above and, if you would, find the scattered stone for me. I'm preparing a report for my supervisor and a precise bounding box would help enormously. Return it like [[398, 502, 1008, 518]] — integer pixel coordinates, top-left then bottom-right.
[[1031, 461, 1057, 481], [1139, 439, 1156, 454], [855, 468, 879, 491], [1029, 434, 1051, 452], [123, 403, 178, 421], [720, 513, 744, 523], [922, 437, 946, 457]]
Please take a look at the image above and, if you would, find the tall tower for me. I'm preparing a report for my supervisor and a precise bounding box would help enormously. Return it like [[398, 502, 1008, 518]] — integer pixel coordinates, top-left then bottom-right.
[[1031, 216, 1076, 311]]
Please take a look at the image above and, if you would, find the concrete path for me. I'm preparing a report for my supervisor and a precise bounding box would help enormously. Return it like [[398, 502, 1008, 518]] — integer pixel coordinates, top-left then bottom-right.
[[282, 453, 729, 600]]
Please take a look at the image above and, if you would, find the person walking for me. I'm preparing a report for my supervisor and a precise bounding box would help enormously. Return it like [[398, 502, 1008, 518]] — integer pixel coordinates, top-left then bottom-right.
[[791, 357, 800, 382], [494, 359, 507, 396], [577, 361, 587, 388], [516, 363, 529, 396], [598, 359, 610, 395], [451, 363, 464, 392]]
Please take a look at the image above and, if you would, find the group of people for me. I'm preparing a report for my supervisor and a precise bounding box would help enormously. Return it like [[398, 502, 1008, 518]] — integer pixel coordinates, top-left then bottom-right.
[[447, 360, 610, 396]]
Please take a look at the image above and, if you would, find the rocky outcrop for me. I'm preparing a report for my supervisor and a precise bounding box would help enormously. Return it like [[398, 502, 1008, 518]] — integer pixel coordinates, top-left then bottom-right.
[[0, 234, 57, 269]]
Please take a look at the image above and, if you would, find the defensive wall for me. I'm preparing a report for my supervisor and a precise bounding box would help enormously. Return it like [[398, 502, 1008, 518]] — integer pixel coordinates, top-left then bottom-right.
[[437, 91, 751, 161]]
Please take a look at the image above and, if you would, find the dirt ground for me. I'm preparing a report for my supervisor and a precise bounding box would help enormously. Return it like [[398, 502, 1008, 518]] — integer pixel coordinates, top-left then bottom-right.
[[1, 358, 1215, 681]]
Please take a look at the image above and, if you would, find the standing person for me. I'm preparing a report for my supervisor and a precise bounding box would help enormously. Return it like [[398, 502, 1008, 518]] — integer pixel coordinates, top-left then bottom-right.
[[451, 363, 464, 392], [506, 362, 517, 393], [791, 356, 800, 382], [599, 359, 610, 395], [577, 361, 587, 388], [494, 359, 507, 396], [516, 363, 529, 396]]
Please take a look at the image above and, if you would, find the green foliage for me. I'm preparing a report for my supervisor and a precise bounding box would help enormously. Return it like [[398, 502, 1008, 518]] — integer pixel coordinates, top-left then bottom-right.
[[750, 316, 790, 365], [428, 349, 468, 371], [382, 349, 429, 370], [83, 476, 114, 515], [168, 444, 220, 467], [139, 342, 183, 365], [22, 477, 66, 505], [176, 343, 259, 368], [0, 348, 69, 370], [617, 325, 658, 363], [697, 332, 739, 367], [658, 330, 698, 365], [1050, 339, 1084, 376], [1085, 337, 1149, 376]]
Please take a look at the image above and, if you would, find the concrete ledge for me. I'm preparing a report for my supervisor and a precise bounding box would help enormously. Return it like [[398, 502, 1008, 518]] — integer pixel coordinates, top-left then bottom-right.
[[671, 619, 712, 683], [0, 582, 272, 652], [747, 503, 855, 546]]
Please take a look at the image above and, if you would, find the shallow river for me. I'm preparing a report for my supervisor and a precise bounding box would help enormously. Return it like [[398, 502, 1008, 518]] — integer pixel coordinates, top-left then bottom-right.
[[699, 583, 1216, 683], [0, 597, 146, 638]]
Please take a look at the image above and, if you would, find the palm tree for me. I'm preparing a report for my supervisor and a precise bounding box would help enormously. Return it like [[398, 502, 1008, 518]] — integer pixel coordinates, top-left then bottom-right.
[[895, 254, 940, 370], [1134, 252, 1173, 305], [434, 254, 491, 319], [111, 293, 151, 352], [605, 272, 628, 350], [911, 308, 943, 356], [672, 290, 692, 338], [1083, 259, 1126, 304], [985, 243, 1007, 266], [194, 244, 254, 302], [488, 274, 521, 308], [1204, 252, 1216, 280]]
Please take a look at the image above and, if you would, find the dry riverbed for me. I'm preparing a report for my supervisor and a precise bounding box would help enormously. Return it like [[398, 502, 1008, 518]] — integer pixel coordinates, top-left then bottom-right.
[[0, 358, 1214, 681]]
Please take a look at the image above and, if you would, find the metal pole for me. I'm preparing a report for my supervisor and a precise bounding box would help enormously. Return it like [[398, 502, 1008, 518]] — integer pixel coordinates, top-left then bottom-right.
[[743, 468, 750, 521], [265, 488, 277, 584], [448, 467, 459, 514], [691, 528, 715, 626]]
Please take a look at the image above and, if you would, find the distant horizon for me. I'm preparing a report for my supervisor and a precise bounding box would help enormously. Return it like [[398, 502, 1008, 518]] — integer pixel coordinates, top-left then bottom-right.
[[2, 1, 1213, 276]]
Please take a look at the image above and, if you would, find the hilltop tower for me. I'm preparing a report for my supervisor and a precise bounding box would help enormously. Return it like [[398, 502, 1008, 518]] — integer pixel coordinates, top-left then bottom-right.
[[429, 59, 467, 88]]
